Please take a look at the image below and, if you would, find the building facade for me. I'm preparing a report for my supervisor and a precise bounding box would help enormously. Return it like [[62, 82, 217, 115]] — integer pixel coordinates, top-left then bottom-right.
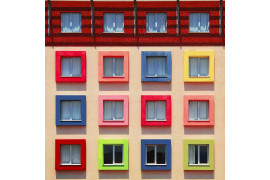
[[45, 0, 225, 179]]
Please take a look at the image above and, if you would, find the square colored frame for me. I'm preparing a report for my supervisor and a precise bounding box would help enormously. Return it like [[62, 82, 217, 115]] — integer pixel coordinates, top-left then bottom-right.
[[55, 51, 86, 82], [98, 139, 129, 170], [98, 95, 129, 126], [184, 51, 214, 82], [55, 139, 86, 171], [183, 95, 214, 127], [184, 139, 214, 170], [141, 51, 171, 82], [56, 95, 86, 126], [141, 95, 171, 126], [98, 51, 129, 82], [141, 139, 171, 170]]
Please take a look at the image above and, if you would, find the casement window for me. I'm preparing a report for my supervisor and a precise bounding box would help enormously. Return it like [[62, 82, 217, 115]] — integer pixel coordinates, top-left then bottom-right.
[[104, 145, 123, 165], [146, 145, 166, 165], [104, 57, 124, 77], [61, 144, 81, 165], [146, 57, 166, 77], [146, 101, 166, 121], [189, 57, 209, 77], [104, 13, 124, 33], [61, 57, 81, 77], [60, 100, 81, 121], [189, 101, 209, 121], [104, 101, 124, 121], [61, 13, 81, 33], [189, 13, 209, 33], [146, 13, 167, 33], [188, 145, 209, 165]]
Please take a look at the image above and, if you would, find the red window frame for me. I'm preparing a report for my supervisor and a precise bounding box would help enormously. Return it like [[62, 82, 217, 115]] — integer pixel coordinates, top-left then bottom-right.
[[55, 51, 86, 82], [141, 95, 171, 126], [55, 139, 86, 170]]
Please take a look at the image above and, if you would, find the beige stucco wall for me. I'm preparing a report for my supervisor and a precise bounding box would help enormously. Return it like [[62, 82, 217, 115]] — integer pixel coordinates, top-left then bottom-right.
[[45, 46, 225, 180]]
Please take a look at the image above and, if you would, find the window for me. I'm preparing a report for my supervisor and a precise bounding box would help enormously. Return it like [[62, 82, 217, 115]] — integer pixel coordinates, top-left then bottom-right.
[[188, 145, 209, 165], [99, 95, 129, 126], [104, 13, 124, 33], [146, 101, 166, 121], [146, 145, 166, 165], [146, 13, 167, 33], [98, 139, 129, 170], [104, 101, 124, 121], [55, 139, 86, 170], [61, 57, 81, 77], [104, 145, 123, 165], [141, 51, 171, 82], [184, 139, 214, 170], [61, 144, 81, 165], [56, 95, 86, 126], [104, 57, 124, 77], [141, 139, 171, 170], [189, 101, 209, 121], [189, 13, 209, 33], [189, 57, 209, 77], [98, 51, 129, 82], [61, 13, 81, 33], [55, 51, 86, 82]]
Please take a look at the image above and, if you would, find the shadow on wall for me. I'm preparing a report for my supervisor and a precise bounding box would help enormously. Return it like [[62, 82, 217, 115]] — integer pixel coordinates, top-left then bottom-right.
[[56, 126, 86, 135], [184, 170, 214, 179], [141, 126, 171, 134], [99, 126, 129, 135], [142, 82, 171, 91], [142, 170, 171, 179], [184, 82, 214, 91], [56, 170, 86, 179], [184, 127, 214, 135], [99, 170, 129, 179], [56, 82, 87, 91], [99, 83, 129, 91]]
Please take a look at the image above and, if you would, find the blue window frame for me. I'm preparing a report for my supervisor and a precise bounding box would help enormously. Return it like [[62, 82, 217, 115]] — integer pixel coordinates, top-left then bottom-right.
[[189, 13, 209, 33], [141, 51, 171, 82], [56, 95, 86, 126], [141, 139, 171, 170]]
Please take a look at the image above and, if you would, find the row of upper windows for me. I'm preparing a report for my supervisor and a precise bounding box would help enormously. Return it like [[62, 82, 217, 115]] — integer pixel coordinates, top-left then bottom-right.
[[60, 12, 210, 33], [55, 139, 214, 171], [55, 51, 215, 83], [56, 95, 214, 127]]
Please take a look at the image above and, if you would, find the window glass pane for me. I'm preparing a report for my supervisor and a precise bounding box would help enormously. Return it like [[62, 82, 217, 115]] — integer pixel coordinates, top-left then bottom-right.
[[157, 13, 167, 32], [188, 145, 196, 164], [146, 145, 155, 163], [115, 13, 124, 32], [71, 145, 81, 164], [156, 57, 166, 76], [189, 13, 199, 32], [61, 13, 72, 32], [104, 145, 113, 164], [199, 101, 209, 120], [156, 101, 166, 120], [200, 13, 209, 32], [61, 101, 71, 120], [146, 57, 155, 76], [104, 58, 114, 76], [72, 101, 81, 120], [114, 101, 124, 120], [157, 145, 166, 164], [147, 13, 156, 32], [114, 145, 123, 163], [200, 58, 209, 76], [104, 101, 114, 120], [71, 57, 81, 77], [61, 145, 71, 164], [104, 13, 115, 32], [115, 58, 124, 76], [146, 101, 155, 120], [61, 58, 70, 77], [199, 145, 208, 163], [189, 101, 198, 120], [189, 58, 198, 77], [71, 13, 81, 32]]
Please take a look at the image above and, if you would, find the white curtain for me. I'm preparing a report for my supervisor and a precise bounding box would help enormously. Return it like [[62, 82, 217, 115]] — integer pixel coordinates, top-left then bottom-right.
[[71, 145, 81, 164], [156, 101, 166, 120], [115, 14, 124, 32], [199, 101, 208, 120], [147, 101, 155, 119], [146, 57, 155, 76], [157, 13, 166, 32], [72, 101, 81, 120], [104, 101, 113, 120], [157, 57, 166, 76], [61, 13, 71, 32], [188, 145, 196, 164], [114, 101, 124, 119], [115, 58, 124, 76], [61, 101, 71, 120], [189, 58, 198, 77], [61, 13, 81, 32], [147, 13, 156, 32], [189, 13, 199, 32], [71, 58, 81, 77], [104, 58, 113, 76], [200, 58, 209, 76], [61, 145, 71, 164], [189, 101, 198, 120], [104, 13, 115, 32], [61, 58, 70, 77], [200, 13, 209, 32]]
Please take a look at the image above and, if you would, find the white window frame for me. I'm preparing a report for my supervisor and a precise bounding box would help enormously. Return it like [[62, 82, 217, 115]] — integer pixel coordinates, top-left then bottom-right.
[[188, 144, 209, 166], [188, 101, 209, 121], [103, 57, 124, 77], [103, 13, 124, 33], [146, 56, 167, 77], [146, 101, 167, 121], [60, 100, 82, 122], [146, 13, 167, 33], [103, 145, 124, 165], [189, 57, 209, 77], [104, 101, 124, 121], [189, 13, 210, 33], [61, 57, 82, 77], [145, 144, 167, 165], [61, 144, 81, 166]]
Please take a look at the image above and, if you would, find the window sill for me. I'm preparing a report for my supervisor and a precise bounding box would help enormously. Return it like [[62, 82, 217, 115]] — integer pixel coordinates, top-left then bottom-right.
[[103, 119, 125, 122], [188, 76, 210, 78], [188, 32, 210, 33], [103, 76, 124, 78], [145, 76, 168, 78], [60, 164, 81, 166], [61, 32, 82, 33], [146, 32, 167, 33], [60, 120, 82, 122], [60, 76, 82, 78], [146, 119, 167, 122], [103, 164, 124, 166], [146, 164, 167, 166], [188, 120, 209, 122], [103, 32, 125, 33], [188, 164, 210, 166]]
